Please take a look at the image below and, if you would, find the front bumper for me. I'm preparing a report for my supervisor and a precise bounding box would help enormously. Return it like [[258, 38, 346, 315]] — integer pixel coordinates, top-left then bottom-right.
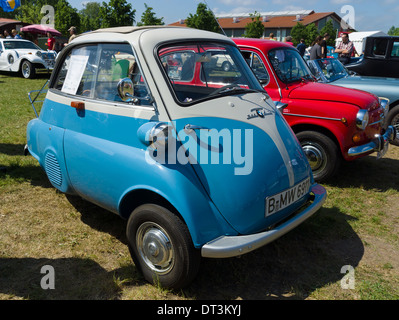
[[201, 183, 327, 258], [348, 125, 396, 157]]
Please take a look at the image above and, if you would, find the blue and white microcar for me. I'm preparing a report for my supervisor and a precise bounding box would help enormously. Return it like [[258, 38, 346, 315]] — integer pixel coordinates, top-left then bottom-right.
[[26, 26, 327, 289]]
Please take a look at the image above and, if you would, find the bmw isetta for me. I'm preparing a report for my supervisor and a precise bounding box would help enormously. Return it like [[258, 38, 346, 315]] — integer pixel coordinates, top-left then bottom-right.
[[26, 26, 327, 289]]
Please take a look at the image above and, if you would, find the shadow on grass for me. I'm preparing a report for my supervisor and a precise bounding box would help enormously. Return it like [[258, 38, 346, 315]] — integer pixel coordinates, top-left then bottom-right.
[[65, 194, 128, 245], [0, 71, 51, 80], [0, 257, 144, 300], [63, 193, 364, 300], [327, 153, 399, 191], [184, 206, 364, 300], [0, 163, 52, 188], [0, 143, 27, 156]]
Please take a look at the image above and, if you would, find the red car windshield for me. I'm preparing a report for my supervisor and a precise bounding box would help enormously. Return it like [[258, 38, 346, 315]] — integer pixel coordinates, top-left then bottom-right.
[[268, 48, 313, 83]]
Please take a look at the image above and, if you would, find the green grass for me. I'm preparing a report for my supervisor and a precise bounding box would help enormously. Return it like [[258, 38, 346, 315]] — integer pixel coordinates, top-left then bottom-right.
[[1, 72, 399, 300]]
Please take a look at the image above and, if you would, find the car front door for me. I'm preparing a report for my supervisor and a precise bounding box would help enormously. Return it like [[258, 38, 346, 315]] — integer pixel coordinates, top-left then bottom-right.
[[50, 42, 158, 211]]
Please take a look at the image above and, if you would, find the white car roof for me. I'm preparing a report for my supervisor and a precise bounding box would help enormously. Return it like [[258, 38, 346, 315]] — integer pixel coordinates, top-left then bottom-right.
[[71, 26, 233, 48]]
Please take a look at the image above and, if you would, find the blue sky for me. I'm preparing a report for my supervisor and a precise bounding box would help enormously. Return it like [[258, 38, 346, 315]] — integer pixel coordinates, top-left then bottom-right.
[[68, 0, 399, 33]]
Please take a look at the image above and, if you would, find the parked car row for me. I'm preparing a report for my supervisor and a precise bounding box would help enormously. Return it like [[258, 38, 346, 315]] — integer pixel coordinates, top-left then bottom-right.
[[233, 38, 395, 181], [22, 27, 396, 289]]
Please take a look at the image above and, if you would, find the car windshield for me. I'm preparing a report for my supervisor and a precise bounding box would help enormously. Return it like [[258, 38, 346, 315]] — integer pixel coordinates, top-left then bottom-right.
[[3, 40, 41, 50], [307, 58, 349, 83], [158, 42, 264, 104], [268, 48, 313, 83]]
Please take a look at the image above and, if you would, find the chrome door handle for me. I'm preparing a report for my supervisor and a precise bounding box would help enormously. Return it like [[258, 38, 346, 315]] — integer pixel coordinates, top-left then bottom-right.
[[184, 124, 210, 132]]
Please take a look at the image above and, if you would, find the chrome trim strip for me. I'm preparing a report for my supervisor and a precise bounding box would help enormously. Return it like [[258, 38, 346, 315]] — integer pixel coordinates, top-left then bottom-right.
[[201, 184, 327, 258], [283, 113, 342, 121]]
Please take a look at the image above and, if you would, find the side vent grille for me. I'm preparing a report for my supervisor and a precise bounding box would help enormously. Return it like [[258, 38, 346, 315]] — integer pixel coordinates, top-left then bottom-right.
[[45, 153, 62, 187]]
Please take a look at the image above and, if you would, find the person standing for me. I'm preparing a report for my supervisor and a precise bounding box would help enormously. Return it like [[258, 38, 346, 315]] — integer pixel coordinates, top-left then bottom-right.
[[320, 33, 330, 58], [309, 36, 323, 60], [64, 26, 77, 46], [4, 30, 12, 38], [335, 33, 354, 65], [296, 39, 306, 56], [269, 33, 276, 41], [284, 36, 294, 46], [46, 32, 56, 51], [11, 29, 22, 39]]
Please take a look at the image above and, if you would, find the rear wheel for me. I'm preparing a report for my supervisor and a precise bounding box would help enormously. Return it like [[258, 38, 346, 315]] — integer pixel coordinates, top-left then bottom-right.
[[126, 204, 201, 289], [297, 131, 340, 182], [21, 60, 36, 79], [386, 105, 399, 146]]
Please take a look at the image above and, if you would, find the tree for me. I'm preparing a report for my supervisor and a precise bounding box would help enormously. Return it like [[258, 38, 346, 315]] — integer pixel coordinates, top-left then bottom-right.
[[320, 20, 338, 46], [15, 0, 79, 36], [290, 22, 307, 46], [99, 0, 136, 28], [79, 2, 101, 32], [185, 2, 220, 33], [15, 0, 59, 25], [388, 26, 399, 36], [137, 3, 164, 26], [305, 23, 319, 45], [54, 0, 80, 36], [244, 12, 264, 38]]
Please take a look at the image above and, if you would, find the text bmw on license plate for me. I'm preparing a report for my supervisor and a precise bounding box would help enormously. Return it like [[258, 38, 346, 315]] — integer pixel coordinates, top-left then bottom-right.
[[265, 178, 311, 216]]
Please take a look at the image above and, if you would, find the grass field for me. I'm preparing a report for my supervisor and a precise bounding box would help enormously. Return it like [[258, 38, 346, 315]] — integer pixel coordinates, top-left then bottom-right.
[[0, 72, 398, 300]]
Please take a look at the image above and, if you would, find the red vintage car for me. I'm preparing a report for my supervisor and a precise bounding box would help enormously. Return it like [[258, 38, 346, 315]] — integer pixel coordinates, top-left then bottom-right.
[[233, 38, 396, 181]]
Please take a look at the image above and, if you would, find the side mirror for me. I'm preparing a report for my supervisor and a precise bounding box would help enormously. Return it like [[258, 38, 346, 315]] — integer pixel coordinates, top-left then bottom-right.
[[117, 77, 134, 102], [274, 101, 288, 113]]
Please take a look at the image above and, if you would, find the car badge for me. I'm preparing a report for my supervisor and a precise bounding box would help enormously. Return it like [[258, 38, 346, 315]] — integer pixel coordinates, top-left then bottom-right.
[[247, 108, 272, 120]]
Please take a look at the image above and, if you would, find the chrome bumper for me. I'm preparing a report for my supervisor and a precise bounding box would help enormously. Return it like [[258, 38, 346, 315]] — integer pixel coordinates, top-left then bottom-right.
[[348, 125, 396, 157], [201, 184, 327, 258]]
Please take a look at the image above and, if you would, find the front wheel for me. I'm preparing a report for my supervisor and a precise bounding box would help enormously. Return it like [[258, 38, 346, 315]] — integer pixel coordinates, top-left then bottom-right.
[[386, 105, 399, 146], [297, 131, 340, 182], [126, 204, 201, 289], [21, 60, 36, 79]]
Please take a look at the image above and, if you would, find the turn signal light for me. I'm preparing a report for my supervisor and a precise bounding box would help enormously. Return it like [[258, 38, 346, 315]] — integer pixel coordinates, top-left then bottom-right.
[[352, 133, 362, 143]]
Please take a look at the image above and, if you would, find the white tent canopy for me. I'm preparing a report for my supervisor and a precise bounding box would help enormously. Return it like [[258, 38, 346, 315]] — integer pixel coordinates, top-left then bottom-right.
[[335, 31, 388, 55]]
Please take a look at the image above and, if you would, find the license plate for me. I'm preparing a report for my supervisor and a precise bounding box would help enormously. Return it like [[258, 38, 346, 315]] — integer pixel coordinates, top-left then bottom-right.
[[265, 178, 310, 217], [377, 141, 389, 159]]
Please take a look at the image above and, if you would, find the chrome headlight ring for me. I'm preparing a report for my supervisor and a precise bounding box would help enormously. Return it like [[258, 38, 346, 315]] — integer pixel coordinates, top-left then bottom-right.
[[7, 53, 14, 64], [379, 97, 390, 119], [356, 109, 369, 130]]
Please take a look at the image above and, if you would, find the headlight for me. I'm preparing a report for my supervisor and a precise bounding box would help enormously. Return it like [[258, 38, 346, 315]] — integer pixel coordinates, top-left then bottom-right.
[[36, 51, 42, 58], [149, 123, 169, 150], [379, 97, 390, 118], [7, 54, 14, 64], [356, 110, 369, 130]]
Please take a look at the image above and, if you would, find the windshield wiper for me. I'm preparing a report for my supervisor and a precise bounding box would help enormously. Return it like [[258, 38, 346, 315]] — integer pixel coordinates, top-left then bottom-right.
[[211, 84, 261, 96]]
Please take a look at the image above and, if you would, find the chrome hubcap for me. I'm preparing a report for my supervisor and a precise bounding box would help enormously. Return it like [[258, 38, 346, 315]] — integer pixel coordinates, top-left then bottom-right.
[[302, 143, 326, 173], [136, 222, 174, 274], [22, 62, 30, 78]]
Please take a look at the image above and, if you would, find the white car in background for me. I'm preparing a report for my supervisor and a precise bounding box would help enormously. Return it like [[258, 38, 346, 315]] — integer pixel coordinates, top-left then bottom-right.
[[0, 38, 56, 79]]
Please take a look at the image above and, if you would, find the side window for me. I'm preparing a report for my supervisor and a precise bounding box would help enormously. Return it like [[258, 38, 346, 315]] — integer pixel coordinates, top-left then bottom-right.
[[241, 51, 270, 85], [53, 43, 150, 105], [391, 41, 399, 58], [54, 45, 97, 96], [372, 38, 389, 57]]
